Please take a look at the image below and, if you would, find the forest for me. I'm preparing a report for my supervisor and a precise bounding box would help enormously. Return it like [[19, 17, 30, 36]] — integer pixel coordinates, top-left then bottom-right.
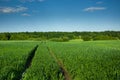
[[0, 31, 120, 41]]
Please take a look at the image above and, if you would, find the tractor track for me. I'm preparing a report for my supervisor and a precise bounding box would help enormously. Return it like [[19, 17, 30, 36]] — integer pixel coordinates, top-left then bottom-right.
[[19, 45, 38, 80], [47, 46, 71, 80]]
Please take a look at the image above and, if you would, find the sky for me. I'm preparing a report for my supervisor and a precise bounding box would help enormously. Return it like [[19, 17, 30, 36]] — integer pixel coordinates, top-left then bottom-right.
[[0, 0, 120, 32]]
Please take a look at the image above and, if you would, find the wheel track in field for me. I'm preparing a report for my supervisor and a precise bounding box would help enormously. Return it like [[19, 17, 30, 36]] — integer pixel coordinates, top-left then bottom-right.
[[19, 45, 38, 80], [47, 46, 71, 80]]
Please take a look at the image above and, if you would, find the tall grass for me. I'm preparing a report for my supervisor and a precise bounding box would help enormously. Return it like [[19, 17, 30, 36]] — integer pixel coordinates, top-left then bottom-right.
[[1, 40, 120, 80], [48, 40, 120, 80], [22, 44, 63, 80], [0, 41, 37, 80]]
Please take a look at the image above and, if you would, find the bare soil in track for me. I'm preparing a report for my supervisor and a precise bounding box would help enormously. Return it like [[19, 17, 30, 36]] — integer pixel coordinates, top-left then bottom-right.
[[47, 47, 71, 80]]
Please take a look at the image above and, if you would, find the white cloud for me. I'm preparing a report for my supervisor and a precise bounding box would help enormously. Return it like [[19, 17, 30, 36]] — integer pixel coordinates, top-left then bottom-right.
[[0, 6, 27, 13], [20, 0, 45, 2], [83, 7, 106, 12], [21, 13, 31, 16]]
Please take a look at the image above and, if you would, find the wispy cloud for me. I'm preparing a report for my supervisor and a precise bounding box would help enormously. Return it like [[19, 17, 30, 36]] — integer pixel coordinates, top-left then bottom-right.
[[0, 6, 27, 13], [83, 7, 106, 12], [20, 0, 45, 2], [21, 13, 31, 16]]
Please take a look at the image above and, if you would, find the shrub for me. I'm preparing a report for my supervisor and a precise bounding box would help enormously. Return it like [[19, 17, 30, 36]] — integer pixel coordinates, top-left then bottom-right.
[[50, 37, 70, 42]]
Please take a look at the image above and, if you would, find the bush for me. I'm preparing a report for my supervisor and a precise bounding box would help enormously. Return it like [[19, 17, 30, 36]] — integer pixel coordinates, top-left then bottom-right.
[[50, 37, 69, 42], [93, 35, 119, 40], [81, 36, 92, 41], [50, 38, 63, 42], [62, 36, 70, 42]]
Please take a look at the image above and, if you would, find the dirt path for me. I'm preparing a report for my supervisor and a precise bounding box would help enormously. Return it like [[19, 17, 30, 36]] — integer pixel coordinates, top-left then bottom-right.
[[47, 47, 71, 80]]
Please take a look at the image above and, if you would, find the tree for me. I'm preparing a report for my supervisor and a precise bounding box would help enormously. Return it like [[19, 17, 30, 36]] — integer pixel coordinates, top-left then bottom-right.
[[5, 33, 11, 40]]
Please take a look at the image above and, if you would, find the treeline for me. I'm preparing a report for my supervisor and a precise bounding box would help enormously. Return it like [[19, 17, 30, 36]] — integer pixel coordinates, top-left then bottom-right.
[[0, 31, 120, 41]]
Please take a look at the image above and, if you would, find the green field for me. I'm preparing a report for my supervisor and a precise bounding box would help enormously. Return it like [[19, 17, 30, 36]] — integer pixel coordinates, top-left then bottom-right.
[[0, 40, 120, 80]]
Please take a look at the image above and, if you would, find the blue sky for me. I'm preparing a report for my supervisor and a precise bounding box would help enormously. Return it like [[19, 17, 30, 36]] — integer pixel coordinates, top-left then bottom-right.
[[0, 0, 120, 32]]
